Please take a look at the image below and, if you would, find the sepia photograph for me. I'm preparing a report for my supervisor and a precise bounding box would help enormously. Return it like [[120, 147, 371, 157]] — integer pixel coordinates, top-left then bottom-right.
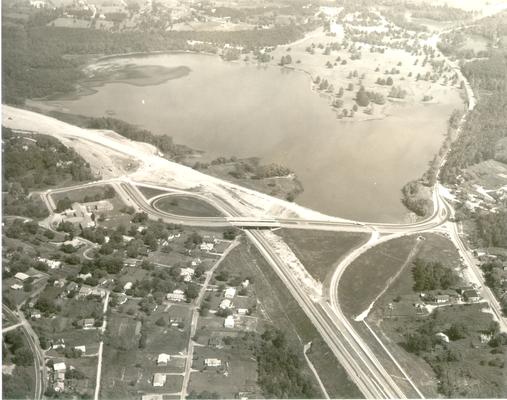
[[1, 0, 507, 399]]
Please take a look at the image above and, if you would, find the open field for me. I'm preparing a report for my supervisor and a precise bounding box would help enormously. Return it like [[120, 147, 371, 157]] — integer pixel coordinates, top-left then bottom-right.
[[51, 184, 114, 204], [153, 195, 224, 218], [339, 235, 421, 318], [137, 185, 171, 200], [276, 229, 369, 284]]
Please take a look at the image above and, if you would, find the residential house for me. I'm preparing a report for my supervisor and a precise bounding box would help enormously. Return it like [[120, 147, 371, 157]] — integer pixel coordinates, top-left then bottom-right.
[[224, 287, 236, 299], [124, 282, 133, 291], [52, 339, 65, 350], [191, 258, 202, 267], [74, 345, 86, 354], [77, 286, 93, 298], [31, 311, 42, 320], [180, 268, 195, 282], [157, 353, 170, 366], [10, 284, 23, 290], [152, 373, 166, 387], [219, 299, 232, 310], [65, 281, 79, 294], [224, 315, 235, 328], [78, 318, 95, 329], [200, 242, 214, 252], [463, 289, 481, 303], [241, 279, 250, 288], [53, 362, 67, 372], [78, 273, 92, 280], [14, 272, 30, 282], [204, 358, 221, 367], [237, 308, 248, 315], [433, 295, 450, 304], [37, 257, 62, 269], [166, 289, 186, 302], [84, 200, 113, 213]]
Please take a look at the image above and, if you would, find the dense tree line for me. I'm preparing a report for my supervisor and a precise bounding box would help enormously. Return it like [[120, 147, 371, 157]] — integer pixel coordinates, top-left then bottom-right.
[[412, 258, 459, 291], [474, 211, 507, 248], [2, 127, 93, 218], [256, 329, 318, 398]]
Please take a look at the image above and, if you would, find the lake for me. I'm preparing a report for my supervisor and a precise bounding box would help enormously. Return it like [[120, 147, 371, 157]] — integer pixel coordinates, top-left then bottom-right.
[[40, 53, 462, 223]]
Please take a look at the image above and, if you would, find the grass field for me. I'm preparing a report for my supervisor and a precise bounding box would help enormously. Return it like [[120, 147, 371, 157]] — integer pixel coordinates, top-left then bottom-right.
[[276, 229, 369, 284], [153, 195, 223, 218], [136, 185, 171, 200], [338, 235, 420, 318], [51, 184, 114, 203]]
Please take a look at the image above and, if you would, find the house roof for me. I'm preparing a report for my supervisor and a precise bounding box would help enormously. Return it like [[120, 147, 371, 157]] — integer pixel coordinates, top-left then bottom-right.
[[53, 362, 67, 371]]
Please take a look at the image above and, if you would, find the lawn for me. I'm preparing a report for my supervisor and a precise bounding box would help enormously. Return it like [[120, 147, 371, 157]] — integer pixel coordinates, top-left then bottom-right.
[[338, 235, 420, 318], [153, 195, 223, 218], [276, 229, 369, 284]]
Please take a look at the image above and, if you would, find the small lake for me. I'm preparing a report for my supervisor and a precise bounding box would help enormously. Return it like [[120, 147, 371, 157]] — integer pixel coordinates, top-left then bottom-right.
[[40, 53, 462, 222]]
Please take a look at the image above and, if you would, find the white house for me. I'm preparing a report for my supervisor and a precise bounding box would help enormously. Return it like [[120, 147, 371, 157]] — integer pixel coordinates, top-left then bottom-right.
[[157, 353, 170, 366], [241, 279, 250, 288], [124, 282, 133, 291], [204, 358, 221, 367], [237, 308, 248, 315], [219, 299, 232, 309], [74, 345, 86, 353], [153, 373, 166, 387], [14, 272, 30, 281], [10, 284, 23, 290], [53, 362, 67, 372], [224, 287, 236, 299], [180, 268, 195, 282], [200, 242, 214, 252], [224, 315, 235, 328], [167, 289, 186, 302], [37, 257, 62, 269], [78, 273, 92, 280]]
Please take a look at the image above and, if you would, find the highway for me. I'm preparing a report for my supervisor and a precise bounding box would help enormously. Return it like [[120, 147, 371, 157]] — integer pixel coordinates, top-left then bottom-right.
[[3, 305, 46, 400]]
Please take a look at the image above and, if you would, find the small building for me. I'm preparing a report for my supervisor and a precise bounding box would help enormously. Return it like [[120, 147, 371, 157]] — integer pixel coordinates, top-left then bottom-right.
[[31, 311, 42, 320], [10, 283, 23, 290], [78, 273, 92, 280], [74, 345, 86, 353], [141, 395, 164, 400], [78, 318, 95, 329], [191, 258, 202, 267], [78, 286, 93, 298], [52, 339, 65, 350], [433, 295, 450, 304], [224, 287, 236, 299], [53, 362, 67, 372], [65, 281, 79, 294], [219, 299, 232, 310], [204, 358, 222, 367], [435, 332, 449, 343], [90, 287, 106, 298], [241, 279, 250, 288], [53, 280, 65, 288], [14, 272, 30, 282], [480, 333, 492, 344], [167, 289, 186, 302], [200, 242, 214, 252], [237, 308, 248, 315], [124, 282, 133, 291], [37, 257, 62, 269], [123, 258, 139, 267], [53, 381, 65, 392], [157, 353, 170, 366], [152, 373, 166, 387], [463, 289, 481, 302], [85, 200, 113, 213], [180, 267, 195, 282], [224, 315, 235, 329]]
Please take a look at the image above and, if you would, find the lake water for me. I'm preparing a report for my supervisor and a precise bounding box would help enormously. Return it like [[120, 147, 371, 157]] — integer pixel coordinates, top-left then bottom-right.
[[41, 53, 462, 222]]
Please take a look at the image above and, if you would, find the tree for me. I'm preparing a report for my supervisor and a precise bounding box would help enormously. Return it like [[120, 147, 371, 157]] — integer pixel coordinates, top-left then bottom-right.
[[447, 322, 468, 341], [356, 88, 370, 107], [347, 83, 354, 91], [386, 76, 394, 85], [155, 317, 166, 327]]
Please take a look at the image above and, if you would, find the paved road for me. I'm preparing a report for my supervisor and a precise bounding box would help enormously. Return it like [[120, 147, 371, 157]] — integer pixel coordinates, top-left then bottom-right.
[[3, 305, 46, 400]]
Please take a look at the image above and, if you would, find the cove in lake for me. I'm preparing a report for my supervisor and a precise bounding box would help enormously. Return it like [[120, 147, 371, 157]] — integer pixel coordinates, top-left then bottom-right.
[[40, 53, 462, 223]]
